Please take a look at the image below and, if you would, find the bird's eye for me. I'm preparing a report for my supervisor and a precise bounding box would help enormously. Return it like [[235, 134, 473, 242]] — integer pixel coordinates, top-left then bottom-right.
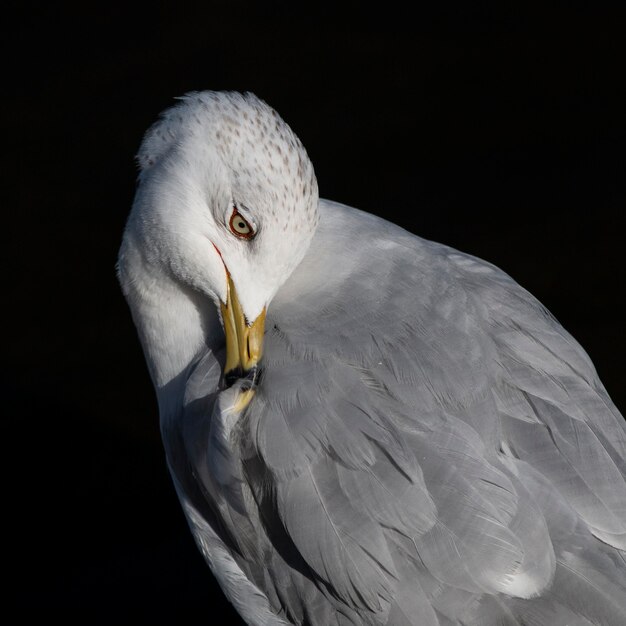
[[229, 207, 255, 239]]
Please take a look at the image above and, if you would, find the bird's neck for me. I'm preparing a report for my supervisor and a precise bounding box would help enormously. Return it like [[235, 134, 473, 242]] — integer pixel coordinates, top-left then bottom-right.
[[118, 233, 223, 418]]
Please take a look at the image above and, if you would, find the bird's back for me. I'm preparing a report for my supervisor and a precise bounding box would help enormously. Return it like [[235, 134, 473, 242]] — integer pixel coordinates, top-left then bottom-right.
[[172, 199, 626, 625]]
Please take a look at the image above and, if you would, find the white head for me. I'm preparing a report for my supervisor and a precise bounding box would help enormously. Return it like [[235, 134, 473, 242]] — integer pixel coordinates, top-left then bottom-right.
[[118, 91, 319, 391]]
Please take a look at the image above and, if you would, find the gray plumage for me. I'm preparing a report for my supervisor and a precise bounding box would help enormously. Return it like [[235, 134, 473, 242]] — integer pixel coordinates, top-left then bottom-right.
[[119, 91, 626, 625]]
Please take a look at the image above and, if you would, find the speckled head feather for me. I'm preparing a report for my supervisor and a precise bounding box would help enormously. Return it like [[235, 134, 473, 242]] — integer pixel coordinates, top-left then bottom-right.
[[122, 91, 319, 333], [138, 91, 318, 229]]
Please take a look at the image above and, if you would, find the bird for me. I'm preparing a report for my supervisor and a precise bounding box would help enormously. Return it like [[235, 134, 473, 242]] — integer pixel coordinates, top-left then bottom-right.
[[118, 91, 626, 625]]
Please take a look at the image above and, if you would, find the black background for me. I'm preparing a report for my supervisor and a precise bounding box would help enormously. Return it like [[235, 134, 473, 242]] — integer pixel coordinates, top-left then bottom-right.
[[6, 2, 625, 624]]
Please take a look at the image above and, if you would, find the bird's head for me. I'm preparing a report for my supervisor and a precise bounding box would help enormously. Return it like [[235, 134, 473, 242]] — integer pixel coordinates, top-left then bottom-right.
[[120, 91, 319, 399]]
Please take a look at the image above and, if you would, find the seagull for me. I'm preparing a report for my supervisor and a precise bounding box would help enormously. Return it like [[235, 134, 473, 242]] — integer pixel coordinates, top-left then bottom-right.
[[118, 91, 626, 625]]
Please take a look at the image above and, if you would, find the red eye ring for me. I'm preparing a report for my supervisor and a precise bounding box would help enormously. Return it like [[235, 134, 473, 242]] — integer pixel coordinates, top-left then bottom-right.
[[229, 207, 255, 239]]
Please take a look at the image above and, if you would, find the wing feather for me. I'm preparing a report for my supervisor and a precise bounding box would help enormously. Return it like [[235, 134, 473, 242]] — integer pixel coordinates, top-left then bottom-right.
[[168, 201, 626, 624]]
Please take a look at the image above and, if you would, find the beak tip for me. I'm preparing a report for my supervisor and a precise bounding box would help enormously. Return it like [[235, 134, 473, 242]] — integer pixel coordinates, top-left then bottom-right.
[[224, 366, 259, 390], [223, 367, 259, 413], [221, 277, 266, 391]]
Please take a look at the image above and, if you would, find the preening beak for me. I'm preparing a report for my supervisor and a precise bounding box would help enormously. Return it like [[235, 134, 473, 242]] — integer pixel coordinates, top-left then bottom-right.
[[220, 274, 266, 402]]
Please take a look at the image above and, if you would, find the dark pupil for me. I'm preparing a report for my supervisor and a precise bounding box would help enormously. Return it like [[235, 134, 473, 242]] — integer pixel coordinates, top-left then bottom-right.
[[238, 221, 246, 229]]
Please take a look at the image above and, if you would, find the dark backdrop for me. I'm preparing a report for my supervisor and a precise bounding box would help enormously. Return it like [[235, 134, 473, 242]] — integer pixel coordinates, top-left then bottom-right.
[[6, 3, 625, 624]]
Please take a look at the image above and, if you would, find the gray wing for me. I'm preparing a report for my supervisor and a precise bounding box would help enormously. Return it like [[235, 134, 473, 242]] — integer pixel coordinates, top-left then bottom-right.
[[162, 353, 290, 626], [175, 201, 626, 625]]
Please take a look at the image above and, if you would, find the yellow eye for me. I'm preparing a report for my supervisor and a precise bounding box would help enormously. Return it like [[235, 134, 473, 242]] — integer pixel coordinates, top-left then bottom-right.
[[229, 208, 255, 239]]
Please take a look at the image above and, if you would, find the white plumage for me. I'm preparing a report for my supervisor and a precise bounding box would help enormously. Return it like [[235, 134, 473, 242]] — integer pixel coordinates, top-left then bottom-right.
[[119, 91, 626, 625]]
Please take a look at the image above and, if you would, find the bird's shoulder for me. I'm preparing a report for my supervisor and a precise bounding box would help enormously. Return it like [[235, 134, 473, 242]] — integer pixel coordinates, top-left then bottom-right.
[[178, 201, 626, 624], [247, 202, 626, 620]]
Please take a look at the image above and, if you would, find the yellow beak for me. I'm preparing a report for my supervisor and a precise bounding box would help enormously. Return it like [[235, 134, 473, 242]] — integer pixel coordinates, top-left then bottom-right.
[[220, 274, 266, 410]]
